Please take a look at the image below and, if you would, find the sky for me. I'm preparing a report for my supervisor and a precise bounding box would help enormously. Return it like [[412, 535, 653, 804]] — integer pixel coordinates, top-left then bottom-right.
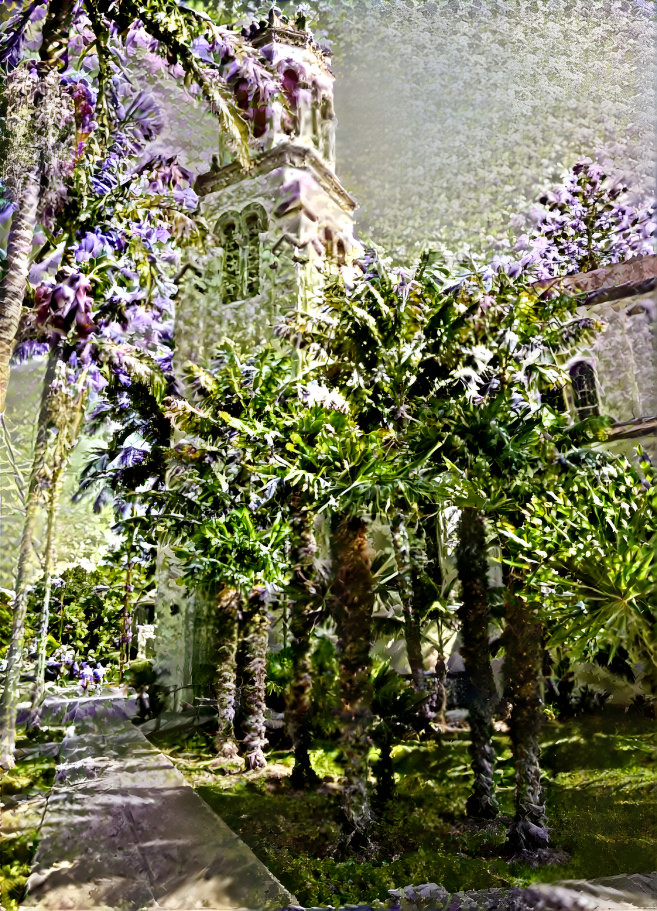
[[153, 0, 657, 258]]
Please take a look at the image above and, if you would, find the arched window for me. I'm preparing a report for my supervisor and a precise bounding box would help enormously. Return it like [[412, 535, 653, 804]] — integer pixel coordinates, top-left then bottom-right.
[[243, 206, 267, 298], [219, 216, 241, 304], [320, 95, 336, 163], [336, 238, 346, 266], [323, 227, 335, 261], [215, 207, 267, 303], [569, 361, 599, 419], [281, 67, 299, 134]]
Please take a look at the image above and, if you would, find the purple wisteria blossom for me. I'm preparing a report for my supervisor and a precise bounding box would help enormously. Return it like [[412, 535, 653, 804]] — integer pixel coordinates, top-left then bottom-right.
[[503, 158, 656, 281]]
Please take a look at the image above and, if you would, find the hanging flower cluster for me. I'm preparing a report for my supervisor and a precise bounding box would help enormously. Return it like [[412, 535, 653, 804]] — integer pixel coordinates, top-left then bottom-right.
[[0, 0, 291, 416]]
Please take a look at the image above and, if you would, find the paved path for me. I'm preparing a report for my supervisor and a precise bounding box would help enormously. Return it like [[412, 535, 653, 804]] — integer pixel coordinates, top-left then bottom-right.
[[534, 874, 657, 911], [22, 695, 294, 911]]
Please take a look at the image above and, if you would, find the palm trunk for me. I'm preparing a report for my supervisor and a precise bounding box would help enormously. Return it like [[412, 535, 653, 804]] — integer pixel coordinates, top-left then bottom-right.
[[456, 506, 498, 819], [392, 514, 432, 723], [240, 587, 269, 771], [0, 352, 58, 770], [425, 512, 448, 725], [413, 509, 448, 725], [332, 514, 375, 854], [504, 575, 548, 853], [286, 504, 321, 787], [0, 166, 40, 413], [214, 584, 242, 761]]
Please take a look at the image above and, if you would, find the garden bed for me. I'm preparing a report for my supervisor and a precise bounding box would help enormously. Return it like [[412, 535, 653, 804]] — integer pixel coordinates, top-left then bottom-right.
[[150, 711, 657, 907]]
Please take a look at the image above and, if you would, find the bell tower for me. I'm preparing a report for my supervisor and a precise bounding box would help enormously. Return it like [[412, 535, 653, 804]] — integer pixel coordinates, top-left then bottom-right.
[[174, 9, 361, 369], [159, 14, 360, 708]]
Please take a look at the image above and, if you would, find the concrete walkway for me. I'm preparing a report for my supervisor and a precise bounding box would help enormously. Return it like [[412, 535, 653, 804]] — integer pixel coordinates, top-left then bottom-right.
[[22, 695, 294, 911], [534, 874, 657, 911]]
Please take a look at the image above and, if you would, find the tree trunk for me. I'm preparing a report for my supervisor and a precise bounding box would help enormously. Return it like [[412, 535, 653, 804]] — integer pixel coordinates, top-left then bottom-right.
[[331, 514, 376, 854], [456, 506, 498, 819], [286, 504, 321, 788], [26, 485, 58, 729], [0, 352, 58, 770], [239, 587, 269, 771], [392, 514, 434, 724], [0, 166, 40, 414], [504, 575, 548, 853], [413, 509, 448, 725], [424, 512, 449, 725], [214, 584, 242, 762]]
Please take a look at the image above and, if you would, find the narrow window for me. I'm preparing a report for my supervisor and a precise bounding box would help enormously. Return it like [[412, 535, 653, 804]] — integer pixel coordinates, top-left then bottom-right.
[[324, 227, 335, 261], [320, 96, 336, 162], [570, 361, 599, 419], [221, 219, 241, 303], [281, 68, 299, 133], [336, 238, 346, 266], [311, 88, 321, 148], [245, 212, 262, 297]]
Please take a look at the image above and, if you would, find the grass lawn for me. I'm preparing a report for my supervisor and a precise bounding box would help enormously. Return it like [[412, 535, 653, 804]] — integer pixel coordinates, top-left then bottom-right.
[[151, 710, 657, 907], [0, 726, 63, 911]]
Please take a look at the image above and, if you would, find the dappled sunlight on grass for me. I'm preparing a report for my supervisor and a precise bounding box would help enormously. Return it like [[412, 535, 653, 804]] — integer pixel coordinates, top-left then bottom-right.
[[161, 712, 657, 906]]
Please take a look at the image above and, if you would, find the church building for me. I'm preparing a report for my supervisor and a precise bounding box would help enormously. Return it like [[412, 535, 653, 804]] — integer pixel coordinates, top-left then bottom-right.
[[152, 11, 657, 706]]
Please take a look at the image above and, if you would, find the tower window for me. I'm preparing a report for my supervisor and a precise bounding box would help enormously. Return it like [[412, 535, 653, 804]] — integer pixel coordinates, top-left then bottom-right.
[[311, 87, 321, 148], [244, 207, 267, 297], [319, 96, 336, 162], [569, 361, 599, 419], [281, 68, 300, 133], [324, 227, 335, 260], [216, 206, 267, 303], [221, 217, 241, 304]]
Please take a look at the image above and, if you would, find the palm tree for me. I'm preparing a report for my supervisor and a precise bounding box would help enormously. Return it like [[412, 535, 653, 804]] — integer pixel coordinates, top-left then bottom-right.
[[503, 572, 547, 853], [285, 501, 324, 788], [331, 512, 376, 854], [456, 506, 499, 819]]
